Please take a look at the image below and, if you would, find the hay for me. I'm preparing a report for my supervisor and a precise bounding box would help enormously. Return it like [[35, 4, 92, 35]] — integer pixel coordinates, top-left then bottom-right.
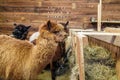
[[84, 46, 116, 66], [84, 46, 110, 60], [84, 45, 117, 80], [85, 63, 116, 80]]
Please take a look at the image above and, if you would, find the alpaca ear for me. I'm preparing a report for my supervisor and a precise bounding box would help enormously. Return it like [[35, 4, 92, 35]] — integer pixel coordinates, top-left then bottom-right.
[[47, 20, 52, 31], [64, 21, 69, 30], [65, 21, 69, 26], [27, 26, 31, 29], [14, 23, 17, 26]]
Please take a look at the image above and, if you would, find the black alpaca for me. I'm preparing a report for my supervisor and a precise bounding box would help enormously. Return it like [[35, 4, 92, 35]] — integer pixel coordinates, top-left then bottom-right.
[[12, 23, 31, 40]]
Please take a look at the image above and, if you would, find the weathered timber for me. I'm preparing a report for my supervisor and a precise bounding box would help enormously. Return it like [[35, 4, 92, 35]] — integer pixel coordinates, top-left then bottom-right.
[[0, 0, 120, 29]]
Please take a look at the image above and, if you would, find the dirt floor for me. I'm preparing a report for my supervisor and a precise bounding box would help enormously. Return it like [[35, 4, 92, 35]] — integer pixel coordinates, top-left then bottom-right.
[[37, 70, 71, 80]]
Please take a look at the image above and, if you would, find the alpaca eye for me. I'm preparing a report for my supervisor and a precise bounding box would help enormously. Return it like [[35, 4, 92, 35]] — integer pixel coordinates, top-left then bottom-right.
[[53, 31, 59, 34]]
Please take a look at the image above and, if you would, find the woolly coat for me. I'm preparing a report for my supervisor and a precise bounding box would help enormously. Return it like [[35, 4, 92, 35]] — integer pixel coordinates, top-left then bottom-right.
[[0, 35, 57, 80], [0, 21, 67, 80]]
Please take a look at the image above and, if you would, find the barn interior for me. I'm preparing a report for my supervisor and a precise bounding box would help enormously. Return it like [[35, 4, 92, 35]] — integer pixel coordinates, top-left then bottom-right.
[[0, 0, 120, 80]]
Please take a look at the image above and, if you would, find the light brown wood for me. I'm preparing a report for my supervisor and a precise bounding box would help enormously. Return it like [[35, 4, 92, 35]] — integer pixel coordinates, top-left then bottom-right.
[[0, 0, 120, 29], [71, 30, 120, 80], [97, 0, 102, 31], [75, 35, 85, 80]]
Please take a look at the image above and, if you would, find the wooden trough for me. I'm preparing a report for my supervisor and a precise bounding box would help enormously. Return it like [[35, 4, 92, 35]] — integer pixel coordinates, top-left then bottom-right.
[[70, 29, 120, 80]]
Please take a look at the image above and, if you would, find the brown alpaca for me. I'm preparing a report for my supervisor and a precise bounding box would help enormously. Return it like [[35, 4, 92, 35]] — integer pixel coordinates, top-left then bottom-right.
[[0, 20, 67, 80]]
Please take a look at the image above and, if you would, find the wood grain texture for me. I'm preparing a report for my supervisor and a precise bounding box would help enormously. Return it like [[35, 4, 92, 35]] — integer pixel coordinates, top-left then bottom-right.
[[0, 0, 120, 32]]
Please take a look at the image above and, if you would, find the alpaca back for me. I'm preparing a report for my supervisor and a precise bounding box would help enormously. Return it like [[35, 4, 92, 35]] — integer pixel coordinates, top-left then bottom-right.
[[0, 35, 33, 80], [0, 35, 57, 80]]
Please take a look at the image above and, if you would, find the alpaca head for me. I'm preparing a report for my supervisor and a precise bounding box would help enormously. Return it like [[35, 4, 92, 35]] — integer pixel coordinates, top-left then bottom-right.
[[39, 20, 68, 42], [12, 23, 31, 40]]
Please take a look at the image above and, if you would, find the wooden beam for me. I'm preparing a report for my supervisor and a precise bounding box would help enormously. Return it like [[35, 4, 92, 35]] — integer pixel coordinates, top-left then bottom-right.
[[104, 27, 120, 33], [97, 0, 102, 31], [75, 35, 85, 80], [91, 20, 120, 24]]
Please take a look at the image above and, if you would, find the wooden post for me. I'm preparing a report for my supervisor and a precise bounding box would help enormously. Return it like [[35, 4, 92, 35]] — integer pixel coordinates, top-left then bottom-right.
[[75, 35, 88, 80], [97, 0, 102, 31]]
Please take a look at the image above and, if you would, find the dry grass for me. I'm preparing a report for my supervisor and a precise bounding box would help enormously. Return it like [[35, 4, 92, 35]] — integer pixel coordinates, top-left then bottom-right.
[[84, 45, 117, 80], [37, 70, 70, 80]]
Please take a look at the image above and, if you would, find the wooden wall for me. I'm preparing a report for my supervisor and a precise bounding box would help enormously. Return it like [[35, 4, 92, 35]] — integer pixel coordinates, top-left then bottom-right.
[[0, 0, 120, 34]]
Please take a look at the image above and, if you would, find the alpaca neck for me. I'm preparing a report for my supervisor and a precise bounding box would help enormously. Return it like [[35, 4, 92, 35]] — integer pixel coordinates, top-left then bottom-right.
[[29, 38, 58, 76]]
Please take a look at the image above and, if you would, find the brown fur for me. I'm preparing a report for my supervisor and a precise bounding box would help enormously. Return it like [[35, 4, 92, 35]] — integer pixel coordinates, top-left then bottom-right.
[[39, 23, 67, 62], [0, 21, 67, 80]]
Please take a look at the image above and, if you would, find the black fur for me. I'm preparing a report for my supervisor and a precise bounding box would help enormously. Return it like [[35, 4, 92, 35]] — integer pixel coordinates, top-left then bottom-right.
[[47, 20, 52, 31], [60, 21, 69, 33], [12, 23, 31, 40]]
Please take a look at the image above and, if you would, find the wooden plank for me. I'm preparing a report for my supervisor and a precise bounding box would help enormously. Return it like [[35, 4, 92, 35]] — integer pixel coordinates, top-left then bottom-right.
[[102, 0, 120, 4], [91, 20, 120, 24], [102, 14, 120, 21], [91, 15, 120, 21], [104, 27, 120, 33], [114, 36, 120, 47], [0, 22, 85, 29], [75, 35, 85, 80], [0, 12, 70, 22], [97, 0, 102, 31], [76, 3, 97, 8], [0, 6, 50, 13], [0, 2, 42, 7], [0, 6, 98, 15], [103, 4, 120, 11], [86, 0, 98, 3], [0, 2, 98, 8], [71, 30, 120, 46], [88, 35, 116, 44], [0, 0, 42, 2], [0, 22, 40, 31], [0, 2, 98, 10], [0, 12, 97, 22], [102, 11, 120, 16], [0, 1, 119, 10], [76, 32, 120, 36], [0, 1, 87, 7], [77, 32, 120, 47], [2, 6, 119, 16]]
